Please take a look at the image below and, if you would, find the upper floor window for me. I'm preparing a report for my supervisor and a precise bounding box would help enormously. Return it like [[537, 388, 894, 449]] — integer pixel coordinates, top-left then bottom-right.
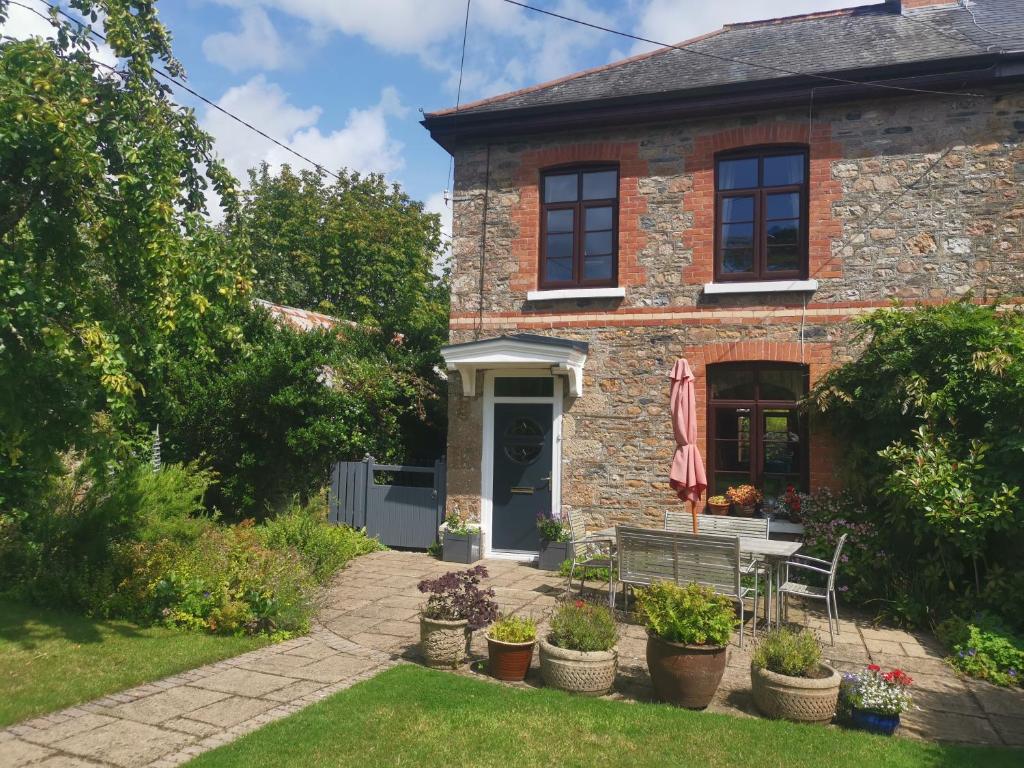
[[540, 166, 618, 289], [715, 147, 807, 282]]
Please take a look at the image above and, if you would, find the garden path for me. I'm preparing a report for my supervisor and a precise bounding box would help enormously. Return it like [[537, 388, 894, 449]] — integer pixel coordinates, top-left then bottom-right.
[[2, 551, 1021, 768]]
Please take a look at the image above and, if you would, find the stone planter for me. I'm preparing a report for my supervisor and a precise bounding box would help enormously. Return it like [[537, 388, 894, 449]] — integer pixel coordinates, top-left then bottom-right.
[[420, 616, 471, 668], [706, 501, 730, 515], [751, 663, 841, 723], [538, 540, 571, 571], [850, 708, 901, 736], [539, 638, 617, 696], [486, 636, 535, 681], [442, 529, 481, 563], [645, 632, 727, 709]]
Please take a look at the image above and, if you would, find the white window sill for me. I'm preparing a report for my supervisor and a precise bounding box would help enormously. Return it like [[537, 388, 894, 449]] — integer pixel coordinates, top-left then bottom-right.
[[526, 287, 626, 301], [702, 279, 818, 295]]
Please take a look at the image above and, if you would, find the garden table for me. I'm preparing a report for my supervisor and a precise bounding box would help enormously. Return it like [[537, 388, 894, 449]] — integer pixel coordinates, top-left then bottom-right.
[[596, 527, 802, 623]]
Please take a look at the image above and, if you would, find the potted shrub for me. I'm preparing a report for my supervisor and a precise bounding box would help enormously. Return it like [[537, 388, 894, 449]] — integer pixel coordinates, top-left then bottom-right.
[[417, 565, 498, 667], [539, 599, 619, 695], [636, 582, 737, 709], [536, 511, 571, 571], [486, 614, 537, 681], [706, 495, 731, 515], [839, 664, 914, 736], [441, 512, 482, 564], [751, 627, 841, 723], [726, 484, 762, 517]]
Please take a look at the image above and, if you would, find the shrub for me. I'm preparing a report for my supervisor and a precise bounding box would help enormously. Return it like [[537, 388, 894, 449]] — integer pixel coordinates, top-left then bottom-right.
[[937, 615, 1024, 688], [536, 511, 569, 543], [488, 614, 537, 644], [442, 512, 479, 537], [548, 599, 618, 652], [258, 494, 385, 583], [418, 566, 499, 631], [753, 627, 822, 678], [635, 582, 737, 646]]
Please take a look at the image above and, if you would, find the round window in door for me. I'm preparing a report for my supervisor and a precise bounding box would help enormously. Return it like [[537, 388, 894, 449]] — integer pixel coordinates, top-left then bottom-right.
[[503, 417, 544, 465]]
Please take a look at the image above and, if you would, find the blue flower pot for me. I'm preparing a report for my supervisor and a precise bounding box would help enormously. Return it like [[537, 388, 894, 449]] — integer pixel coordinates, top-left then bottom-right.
[[851, 708, 900, 736]]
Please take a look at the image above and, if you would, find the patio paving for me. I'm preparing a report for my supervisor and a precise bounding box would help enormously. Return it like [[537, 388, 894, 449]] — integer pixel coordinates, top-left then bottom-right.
[[2, 550, 1022, 768]]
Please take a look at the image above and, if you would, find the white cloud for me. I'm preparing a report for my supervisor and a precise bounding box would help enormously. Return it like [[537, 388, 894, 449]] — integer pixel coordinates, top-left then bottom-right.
[[627, 0, 876, 55], [202, 7, 290, 72], [200, 77, 408, 217], [424, 191, 453, 277]]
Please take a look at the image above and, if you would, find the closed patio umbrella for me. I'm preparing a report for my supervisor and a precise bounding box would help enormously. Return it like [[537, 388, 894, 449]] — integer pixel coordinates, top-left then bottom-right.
[[669, 358, 707, 534]]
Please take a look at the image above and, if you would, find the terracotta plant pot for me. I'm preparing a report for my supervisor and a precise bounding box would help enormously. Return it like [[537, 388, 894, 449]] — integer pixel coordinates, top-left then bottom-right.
[[645, 632, 727, 709], [420, 616, 471, 668], [707, 501, 730, 516], [486, 636, 535, 681], [751, 663, 842, 723], [539, 638, 617, 696]]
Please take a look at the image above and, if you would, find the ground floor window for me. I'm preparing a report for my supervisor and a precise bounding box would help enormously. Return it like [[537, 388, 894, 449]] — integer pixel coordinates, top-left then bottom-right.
[[707, 362, 808, 495]]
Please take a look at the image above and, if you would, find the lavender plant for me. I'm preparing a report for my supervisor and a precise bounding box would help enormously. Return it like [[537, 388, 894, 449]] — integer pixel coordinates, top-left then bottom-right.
[[417, 565, 499, 630]]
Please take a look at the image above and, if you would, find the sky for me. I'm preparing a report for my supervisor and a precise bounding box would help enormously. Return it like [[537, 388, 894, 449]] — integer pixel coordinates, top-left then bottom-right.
[[2, 0, 879, 236]]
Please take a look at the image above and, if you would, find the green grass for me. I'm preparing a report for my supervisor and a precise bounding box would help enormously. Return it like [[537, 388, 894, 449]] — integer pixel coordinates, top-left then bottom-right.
[[0, 601, 269, 727], [188, 665, 1021, 768]]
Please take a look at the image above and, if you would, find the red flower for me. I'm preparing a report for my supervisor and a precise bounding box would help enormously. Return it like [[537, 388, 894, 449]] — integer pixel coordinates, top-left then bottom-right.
[[574, 600, 585, 608], [867, 664, 881, 672]]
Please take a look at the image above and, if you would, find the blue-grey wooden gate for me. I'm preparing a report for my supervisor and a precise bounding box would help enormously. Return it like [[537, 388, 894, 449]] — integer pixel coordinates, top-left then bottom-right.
[[328, 456, 446, 549]]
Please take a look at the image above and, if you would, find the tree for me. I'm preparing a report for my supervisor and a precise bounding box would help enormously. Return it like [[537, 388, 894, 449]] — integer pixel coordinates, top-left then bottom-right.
[[0, 1, 251, 508]]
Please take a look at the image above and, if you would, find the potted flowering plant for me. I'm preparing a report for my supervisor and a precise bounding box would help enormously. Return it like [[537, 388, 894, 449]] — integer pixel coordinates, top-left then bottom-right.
[[636, 582, 738, 708], [486, 614, 538, 681], [418, 565, 498, 667], [441, 512, 482, 564], [706, 495, 731, 515], [726, 484, 762, 517], [539, 599, 619, 695], [782, 484, 803, 522], [536, 511, 571, 571], [751, 627, 841, 723], [839, 664, 914, 735]]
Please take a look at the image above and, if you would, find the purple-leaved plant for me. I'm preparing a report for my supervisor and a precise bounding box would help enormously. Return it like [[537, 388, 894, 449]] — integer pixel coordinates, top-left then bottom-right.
[[417, 565, 499, 631]]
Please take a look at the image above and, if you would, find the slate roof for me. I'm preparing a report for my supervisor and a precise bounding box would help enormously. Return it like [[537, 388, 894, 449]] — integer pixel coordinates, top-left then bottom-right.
[[426, 0, 1024, 120]]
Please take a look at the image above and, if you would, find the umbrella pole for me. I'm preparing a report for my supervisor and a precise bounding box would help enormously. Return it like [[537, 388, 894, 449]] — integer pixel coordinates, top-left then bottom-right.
[[691, 499, 698, 534]]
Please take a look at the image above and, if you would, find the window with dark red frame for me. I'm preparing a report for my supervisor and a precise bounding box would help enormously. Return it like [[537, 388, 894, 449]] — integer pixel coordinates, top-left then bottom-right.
[[707, 363, 808, 497], [715, 147, 808, 281], [540, 166, 618, 289]]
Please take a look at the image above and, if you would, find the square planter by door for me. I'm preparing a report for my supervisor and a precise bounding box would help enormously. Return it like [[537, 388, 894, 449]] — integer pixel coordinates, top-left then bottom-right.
[[443, 530, 481, 563], [538, 540, 570, 571]]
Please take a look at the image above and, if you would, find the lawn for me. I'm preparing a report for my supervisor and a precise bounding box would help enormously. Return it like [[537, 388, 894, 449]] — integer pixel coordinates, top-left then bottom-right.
[[0, 601, 269, 727], [188, 665, 1020, 768]]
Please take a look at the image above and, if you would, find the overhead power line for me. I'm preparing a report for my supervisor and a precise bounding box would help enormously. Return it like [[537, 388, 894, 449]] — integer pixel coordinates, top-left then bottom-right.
[[501, 0, 984, 99]]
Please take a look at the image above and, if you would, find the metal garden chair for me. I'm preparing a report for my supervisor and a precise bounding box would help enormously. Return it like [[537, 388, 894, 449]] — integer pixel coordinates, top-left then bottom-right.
[[566, 508, 616, 607], [778, 533, 848, 645]]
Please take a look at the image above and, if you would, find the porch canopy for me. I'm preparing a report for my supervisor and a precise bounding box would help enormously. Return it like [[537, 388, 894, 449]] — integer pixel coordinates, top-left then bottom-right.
[[441, 333, 589, 397]]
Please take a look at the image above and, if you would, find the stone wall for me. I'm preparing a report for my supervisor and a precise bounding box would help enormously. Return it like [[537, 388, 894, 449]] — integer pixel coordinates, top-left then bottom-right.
[[444, 88, 1024, 528]]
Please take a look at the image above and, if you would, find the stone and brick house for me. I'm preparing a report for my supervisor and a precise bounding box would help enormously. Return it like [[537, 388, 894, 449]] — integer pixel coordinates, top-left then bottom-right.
[[421, 0, 1024, 559]]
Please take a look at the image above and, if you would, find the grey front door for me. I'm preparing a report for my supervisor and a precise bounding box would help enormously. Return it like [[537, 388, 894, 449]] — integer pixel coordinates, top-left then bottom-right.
[[492, 403, 553, 553]]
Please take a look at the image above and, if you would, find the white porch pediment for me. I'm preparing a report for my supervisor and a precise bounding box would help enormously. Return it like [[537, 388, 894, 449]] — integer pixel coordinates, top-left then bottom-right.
[[441, 334, 588, 397]]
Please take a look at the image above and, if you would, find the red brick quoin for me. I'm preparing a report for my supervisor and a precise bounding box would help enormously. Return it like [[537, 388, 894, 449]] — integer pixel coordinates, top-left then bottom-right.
[[509, 142, 649, 292], [681, 123, 844, 285], [685, 340, 840, 502]]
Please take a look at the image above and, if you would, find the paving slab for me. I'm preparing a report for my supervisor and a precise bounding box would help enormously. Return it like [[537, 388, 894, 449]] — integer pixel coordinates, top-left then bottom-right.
[[1, 738, 54, 768], [108, 686, 228, 726], [188, 696, 278, 729], [286, 654, 372, 684], [52, 719, 192, 767], [190, 668, 295, 697]]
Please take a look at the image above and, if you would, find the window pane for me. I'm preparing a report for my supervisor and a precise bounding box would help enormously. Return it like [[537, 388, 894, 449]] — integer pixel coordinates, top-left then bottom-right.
[[584, 255, 613, 281], [767, 245, 799, 272], [722, 249, 754, 274], [495, 377, 554, 397], [714, 407, 751, 440], [766, 192, 800, 219], [715, 441, 751, 472], [721, 222, 753, 249], [758, 368, 805, 401], [582, 170, 617, 200], [545, 232, 573, 259], [764, 154, 804, 186], [585, 206, 613, 231], [721, 196, 754, 223], [547, 208, 574, 233], [711, 370, 755, 400], [714, 472, 751, 495], [763, 475, 802, 497], [718, 158, 758, 190], [767, 219, 800, 245], [545, 257, 572, 282], [584, 231, 612, 256], [545, 173, 578, 203]]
